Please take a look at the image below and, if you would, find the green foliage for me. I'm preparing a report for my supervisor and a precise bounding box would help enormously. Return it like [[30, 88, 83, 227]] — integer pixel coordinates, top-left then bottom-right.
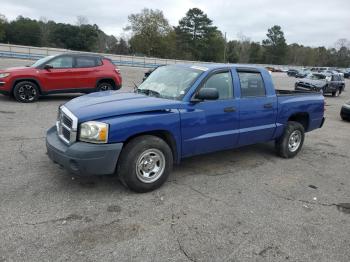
[[0, 11, 349, 67], [126, 8, 172, 57], [175, 8, 225, 61], [5, 16, 41, 46], [0, 15, 129, 55], [0, 14, 6, 41], [262, 25, 287, 64]]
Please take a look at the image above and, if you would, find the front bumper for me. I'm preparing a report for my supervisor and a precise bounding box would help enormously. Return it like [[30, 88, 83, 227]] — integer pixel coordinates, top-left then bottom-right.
[[46, 126, 123, 175], [0, 80, 11, 95]]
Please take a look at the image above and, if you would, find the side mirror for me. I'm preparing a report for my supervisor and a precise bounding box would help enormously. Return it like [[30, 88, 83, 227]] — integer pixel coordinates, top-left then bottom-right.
[[44, 64, 53, 70], [193, 88, 219, 101]]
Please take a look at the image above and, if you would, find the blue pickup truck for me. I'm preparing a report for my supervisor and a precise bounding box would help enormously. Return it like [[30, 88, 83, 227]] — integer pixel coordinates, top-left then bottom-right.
[[46, 64, 325, 192]]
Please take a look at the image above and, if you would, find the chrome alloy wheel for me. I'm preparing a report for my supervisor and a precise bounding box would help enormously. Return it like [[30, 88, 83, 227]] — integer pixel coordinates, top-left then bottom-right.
[[136, 149, 166, 183], [288, 130, 302, 152], [18, 84, 37, 101]]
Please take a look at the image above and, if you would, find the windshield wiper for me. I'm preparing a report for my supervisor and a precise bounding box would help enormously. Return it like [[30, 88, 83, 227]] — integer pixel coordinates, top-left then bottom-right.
[[136, 88, 161, 97]]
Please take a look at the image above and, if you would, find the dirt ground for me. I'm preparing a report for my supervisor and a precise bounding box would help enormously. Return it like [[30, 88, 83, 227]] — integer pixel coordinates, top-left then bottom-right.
[[0, 58, 350, 262]]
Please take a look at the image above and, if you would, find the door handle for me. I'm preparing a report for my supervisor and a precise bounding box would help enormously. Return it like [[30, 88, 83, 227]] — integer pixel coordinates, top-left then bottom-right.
[[263, 103, 273, 109], [224, 107, 236, 113]]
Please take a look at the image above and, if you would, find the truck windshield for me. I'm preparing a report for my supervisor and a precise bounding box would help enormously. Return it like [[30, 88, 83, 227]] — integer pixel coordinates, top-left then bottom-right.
[[31, 55, 55, 67], [137, 65, 203, 100]]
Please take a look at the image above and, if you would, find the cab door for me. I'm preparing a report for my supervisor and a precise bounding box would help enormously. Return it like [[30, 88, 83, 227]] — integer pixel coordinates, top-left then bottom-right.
[[236, 69, 277, 146], [180, 69, 239, 158], [39, 55, 75, 91]]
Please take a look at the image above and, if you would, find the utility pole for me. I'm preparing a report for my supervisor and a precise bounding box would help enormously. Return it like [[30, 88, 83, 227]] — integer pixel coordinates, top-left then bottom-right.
[[223, 32, 227, 63]]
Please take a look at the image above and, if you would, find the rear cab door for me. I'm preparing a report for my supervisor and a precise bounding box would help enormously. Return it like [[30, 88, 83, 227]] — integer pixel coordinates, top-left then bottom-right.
[[234, 67, 278, 146]]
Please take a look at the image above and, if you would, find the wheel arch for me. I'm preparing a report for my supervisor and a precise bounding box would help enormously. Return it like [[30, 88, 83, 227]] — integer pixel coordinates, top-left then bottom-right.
[[96, 78, 117, 90], [11, 78, 43, 95], [288, 112, 309, 131], [122, 130, 179, 164]]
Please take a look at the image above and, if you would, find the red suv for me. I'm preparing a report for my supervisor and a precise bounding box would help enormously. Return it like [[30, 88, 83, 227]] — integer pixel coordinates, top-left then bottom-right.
[[0, 53, 122, 102]]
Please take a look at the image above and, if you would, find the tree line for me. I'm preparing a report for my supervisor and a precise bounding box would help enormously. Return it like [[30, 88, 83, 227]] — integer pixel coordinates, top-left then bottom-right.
[[0, 9, 349, 67]]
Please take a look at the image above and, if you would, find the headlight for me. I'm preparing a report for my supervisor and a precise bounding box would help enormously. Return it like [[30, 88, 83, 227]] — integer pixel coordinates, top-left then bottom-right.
[[79, 121, 109, 143], [0, 73, 10, 78]]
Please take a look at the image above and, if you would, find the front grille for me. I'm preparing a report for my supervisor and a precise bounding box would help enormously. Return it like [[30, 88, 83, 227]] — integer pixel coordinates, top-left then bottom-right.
[[56, 106, 78, 144], [62, 115, 73, 128], [62, 126, 71, 141]]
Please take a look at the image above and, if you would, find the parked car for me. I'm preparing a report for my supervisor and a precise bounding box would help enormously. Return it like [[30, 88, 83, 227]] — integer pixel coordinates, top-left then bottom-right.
[[265, 66, 283, 72], [343, 69, 350, 79], [310, 67, 330, 73], [340, 101, 350, 121], [287, 69, 299, 77], [0, 53, 122, 103], [46, 64, 325, 192], [295, 73, 345, 96], [295, 69, 310, 78]]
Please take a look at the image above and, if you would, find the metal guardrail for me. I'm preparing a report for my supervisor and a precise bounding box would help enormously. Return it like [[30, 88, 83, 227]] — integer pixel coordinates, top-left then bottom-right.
[[0, 50, 164, 68], [0, 43, 300, 69]]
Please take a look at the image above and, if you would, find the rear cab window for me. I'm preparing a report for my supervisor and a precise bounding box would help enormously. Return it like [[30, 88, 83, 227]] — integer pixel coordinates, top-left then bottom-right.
[[238, 71, 266, 97]]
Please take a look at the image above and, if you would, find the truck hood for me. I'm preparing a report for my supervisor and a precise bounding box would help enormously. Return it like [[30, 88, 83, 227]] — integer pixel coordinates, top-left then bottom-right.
[[64, 91, 183, 122]]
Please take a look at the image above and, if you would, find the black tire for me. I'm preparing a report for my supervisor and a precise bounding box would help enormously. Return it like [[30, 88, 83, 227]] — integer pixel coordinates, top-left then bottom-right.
[[332, 89, 340, 97], [275, 121, 305, 158], [13, 81, 40, 103], [97, 82, 113, 91], [117, 135, 173, 193]]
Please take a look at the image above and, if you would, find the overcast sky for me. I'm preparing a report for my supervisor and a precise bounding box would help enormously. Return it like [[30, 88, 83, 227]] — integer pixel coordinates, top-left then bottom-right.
[[1, 0, 349, 47]]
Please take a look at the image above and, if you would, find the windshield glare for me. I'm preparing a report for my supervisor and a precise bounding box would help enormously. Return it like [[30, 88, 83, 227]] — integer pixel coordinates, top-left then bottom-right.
[[31, 55, 55, 67], [137, 65, 203, 100]]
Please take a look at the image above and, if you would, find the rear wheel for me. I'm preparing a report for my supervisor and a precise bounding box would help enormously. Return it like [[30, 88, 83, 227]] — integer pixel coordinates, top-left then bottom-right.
[[13, 81, 40, 103], [97, 82, 113, 91], [117, 135, 173, 193], [276, 121, 305, 158]]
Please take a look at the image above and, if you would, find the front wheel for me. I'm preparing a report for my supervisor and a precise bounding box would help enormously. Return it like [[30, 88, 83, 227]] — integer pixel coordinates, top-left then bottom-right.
[[13, 81, 40, 103], [117, 135, 173, 193], [97, 82, 113, 91], [276, 121, 305, 158]]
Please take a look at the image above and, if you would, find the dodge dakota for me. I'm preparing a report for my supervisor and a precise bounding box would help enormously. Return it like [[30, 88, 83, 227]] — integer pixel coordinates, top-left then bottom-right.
[[46, 64, 325, 192]]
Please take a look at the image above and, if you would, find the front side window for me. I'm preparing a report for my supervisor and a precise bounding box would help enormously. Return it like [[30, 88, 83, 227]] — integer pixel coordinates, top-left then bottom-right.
[[46, 56, 73, 68], [31, 55, 54, 67], [202, 71, 233, 99], [238, 72, 266, 97]]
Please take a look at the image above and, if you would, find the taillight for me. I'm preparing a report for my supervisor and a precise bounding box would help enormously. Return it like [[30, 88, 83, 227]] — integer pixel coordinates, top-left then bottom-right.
[[115, 68, 120, 74]]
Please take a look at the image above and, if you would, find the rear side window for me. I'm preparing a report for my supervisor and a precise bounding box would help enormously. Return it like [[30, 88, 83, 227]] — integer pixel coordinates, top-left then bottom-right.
[[75, 57, 100, 68], [238, 72, 266, 97]]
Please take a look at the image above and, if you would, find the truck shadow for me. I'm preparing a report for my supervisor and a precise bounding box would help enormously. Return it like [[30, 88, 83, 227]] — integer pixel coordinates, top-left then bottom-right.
[[61, 142, 277, 193]]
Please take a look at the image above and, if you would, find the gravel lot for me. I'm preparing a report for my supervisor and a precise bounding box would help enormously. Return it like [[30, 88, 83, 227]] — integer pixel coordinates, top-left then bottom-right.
[[0, 58, 350, 262]]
